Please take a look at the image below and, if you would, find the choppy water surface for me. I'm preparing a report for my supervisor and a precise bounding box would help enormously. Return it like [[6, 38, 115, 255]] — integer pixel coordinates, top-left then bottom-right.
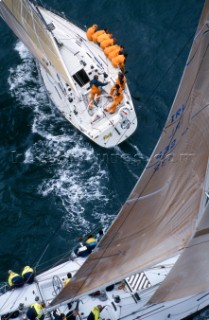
[[0, 0, 206, 318]]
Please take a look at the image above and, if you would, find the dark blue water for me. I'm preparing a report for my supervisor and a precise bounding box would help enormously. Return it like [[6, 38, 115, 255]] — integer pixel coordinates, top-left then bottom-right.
[[0, 0, 206, 318]]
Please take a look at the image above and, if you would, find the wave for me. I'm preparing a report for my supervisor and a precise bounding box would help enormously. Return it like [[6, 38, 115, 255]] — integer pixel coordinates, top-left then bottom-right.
[[8, 41, 115, 233], [8, 41, 148, 236]]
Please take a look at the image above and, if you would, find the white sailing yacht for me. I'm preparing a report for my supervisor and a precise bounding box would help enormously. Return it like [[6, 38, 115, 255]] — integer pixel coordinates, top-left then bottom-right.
[[0, 0, 137, 148], [1, 0, 209, 320]]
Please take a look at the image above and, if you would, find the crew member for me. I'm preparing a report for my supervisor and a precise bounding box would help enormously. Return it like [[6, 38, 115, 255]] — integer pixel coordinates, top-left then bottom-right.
[[108, 49, 123, 61], [53, 310, 66, 320], [64, 273, 72, 286], [92, 29, 107, 43], [66, 310, 79, 320], [111, 53, 128, 73], [87, 305, 104, 320], [89, 75, 109, 110], [75, 238, 89, 257], [115, 72, 127, 91], [104, 44, 122, 57], [85, 235, 97, 253], [8, 270, 23, 288], [97, 32, 113, 45], [97, 230, 104, 242], [26, 303, 45, 320], [86, 25, 98, 41], [105, 84, 123, 114], [21, 266, 35, 284], [100, 38, 116, 50]]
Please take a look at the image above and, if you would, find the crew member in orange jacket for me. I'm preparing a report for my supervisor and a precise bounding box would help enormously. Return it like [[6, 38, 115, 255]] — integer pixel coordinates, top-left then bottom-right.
[[100, 38, 116, 50], [108, 48, 123, 60], [89, 75, 109, 110], [92, 29, 107, 42], [97, 32, 113, 44], [105, 84, 123, 113], [115, 72, 127, 91], [86, 24, 98, 41], [111, 53, 128, 73], [104, 44, 122, 56]]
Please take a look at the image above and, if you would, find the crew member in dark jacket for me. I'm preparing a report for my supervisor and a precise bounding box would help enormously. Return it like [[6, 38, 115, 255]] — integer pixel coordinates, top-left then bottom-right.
[[21, 266, 35, 284], [8, 270, 23, 288], [87, 305, 104, 320], [89, 75, 108, 110], [26, 303, 45, 320]]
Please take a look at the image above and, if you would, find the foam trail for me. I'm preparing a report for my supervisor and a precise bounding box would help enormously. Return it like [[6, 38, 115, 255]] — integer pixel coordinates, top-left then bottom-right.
[[113, 143, 148, 180], [127, 141, 149, 162], [8, 41, 115, 233]]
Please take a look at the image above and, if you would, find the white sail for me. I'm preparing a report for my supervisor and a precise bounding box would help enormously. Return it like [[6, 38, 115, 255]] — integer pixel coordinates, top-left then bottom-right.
[[149, 200, 209, 303], [0, 0, 78, 93], [0, 2, 209, 319], [51, 0, 209, 306], [0, 0, 138, 148]]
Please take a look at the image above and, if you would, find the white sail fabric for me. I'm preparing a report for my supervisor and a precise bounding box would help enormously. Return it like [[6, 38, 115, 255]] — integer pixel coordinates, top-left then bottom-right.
[[149, 201, 209, 303], [0, 0, 77, 93], [51, 0, 209, 306]]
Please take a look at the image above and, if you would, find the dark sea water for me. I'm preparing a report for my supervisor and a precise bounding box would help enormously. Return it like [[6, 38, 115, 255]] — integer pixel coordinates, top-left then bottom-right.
[[0, 0, 207, 319]]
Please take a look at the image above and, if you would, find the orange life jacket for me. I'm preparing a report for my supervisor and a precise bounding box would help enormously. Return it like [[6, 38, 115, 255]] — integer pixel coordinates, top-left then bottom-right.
[[111, 55, 126, 68], [104, 45, 121, 56], [106, 89, 123, 113], [86, 25, 98, 41], [92, 30, 106, 42], [97, 33, 112, 44], [100, 38, 115, 49], [108, 49, 121, 60]]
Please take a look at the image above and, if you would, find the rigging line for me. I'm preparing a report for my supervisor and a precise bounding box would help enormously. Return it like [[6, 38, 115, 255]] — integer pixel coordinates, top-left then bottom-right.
[[43, 2, 85, 32], [147, 41, 209, 171], [146, 11, 208, 115], [71, 107, 193, 295], [127, 181, 170, 202], [0, 289, 17, 313], [32, 219, 64, 269], [184, 237, 209, 250], [144, 32, 195, 107], [64, 169, 159, 302], [92, 98, 121, 135], [79, 38, 104, 70], [164, 42, 209, 131], [37, 221, 109, 270], [140, 0, 184, 82], [142, 1, 184, 79], [36, 248, 73, 268]]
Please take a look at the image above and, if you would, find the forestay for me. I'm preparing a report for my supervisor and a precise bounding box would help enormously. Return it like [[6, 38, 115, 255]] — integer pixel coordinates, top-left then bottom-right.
[[50, 0, 209, 306]]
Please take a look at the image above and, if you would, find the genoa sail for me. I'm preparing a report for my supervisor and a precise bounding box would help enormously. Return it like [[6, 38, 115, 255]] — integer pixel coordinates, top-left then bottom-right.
[[50, 0, 209, 306], [149, 201, 209, 303], [0, 0, 77, 93], [51, 0, 209, 306], [51, 0, 209, 307]]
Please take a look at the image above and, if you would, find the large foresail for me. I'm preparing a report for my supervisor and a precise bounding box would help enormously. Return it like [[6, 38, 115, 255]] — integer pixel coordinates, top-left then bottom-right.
[[0, 0, 77, 93], [149, 201, 209, 303], [51, 0, 209, 306]]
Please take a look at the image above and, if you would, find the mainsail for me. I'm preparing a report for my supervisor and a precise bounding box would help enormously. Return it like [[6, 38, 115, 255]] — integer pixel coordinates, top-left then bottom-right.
[[0, 0, 77, 93], [51, 0, 209, 306]]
